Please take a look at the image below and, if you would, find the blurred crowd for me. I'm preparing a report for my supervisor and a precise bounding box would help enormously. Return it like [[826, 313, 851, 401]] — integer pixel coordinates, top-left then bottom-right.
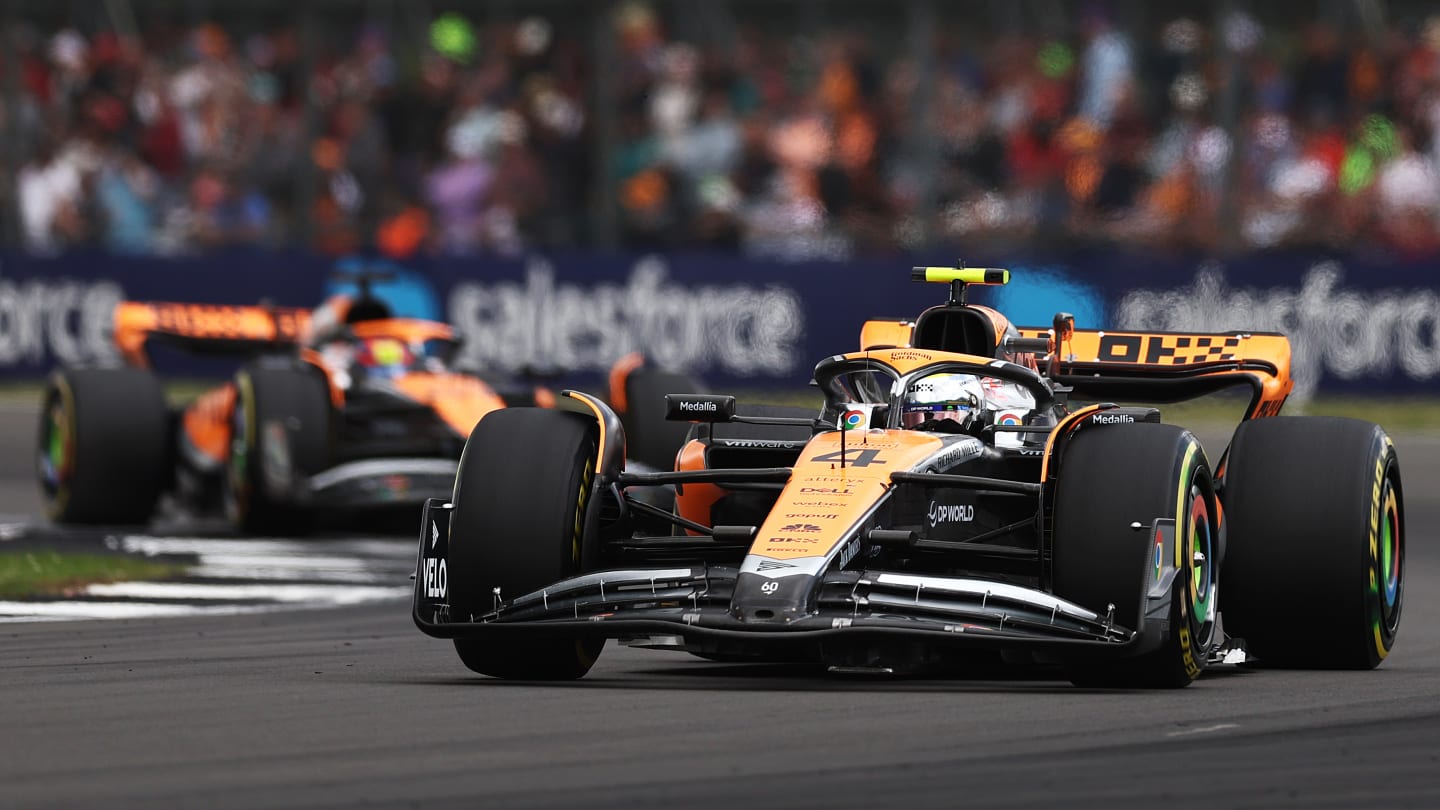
[[7, 2, 1440, 258]]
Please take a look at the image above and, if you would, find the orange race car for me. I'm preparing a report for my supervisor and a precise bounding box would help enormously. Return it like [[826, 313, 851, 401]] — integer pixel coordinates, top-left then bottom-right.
[[415, 266, 1403, 687], [35, 273, 570, 533]]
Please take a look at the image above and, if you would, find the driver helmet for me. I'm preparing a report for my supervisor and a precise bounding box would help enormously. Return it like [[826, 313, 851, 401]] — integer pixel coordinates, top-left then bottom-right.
[[902, 373, 982, 429], [356, 336, 413, 379]]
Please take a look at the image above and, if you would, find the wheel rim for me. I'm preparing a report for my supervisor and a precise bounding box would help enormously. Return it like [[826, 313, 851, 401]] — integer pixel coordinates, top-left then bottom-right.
[[1375, 474, 1402, 639], [225, 380, 252, 522], [1188, 483, 1214, 629], [38, 395, 73, 498], [1175, 442, 1216, 654]]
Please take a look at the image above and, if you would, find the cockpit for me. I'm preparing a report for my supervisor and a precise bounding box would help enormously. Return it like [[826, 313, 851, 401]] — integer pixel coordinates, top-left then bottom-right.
[[815, 357, 1056, 447]]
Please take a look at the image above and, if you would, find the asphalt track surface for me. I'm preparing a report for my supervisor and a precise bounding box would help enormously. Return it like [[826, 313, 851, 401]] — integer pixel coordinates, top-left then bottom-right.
[[3, 402, 1440, 809]]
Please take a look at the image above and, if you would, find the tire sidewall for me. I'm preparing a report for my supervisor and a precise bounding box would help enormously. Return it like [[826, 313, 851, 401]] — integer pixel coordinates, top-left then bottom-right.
[[448, 409, 599, 619]]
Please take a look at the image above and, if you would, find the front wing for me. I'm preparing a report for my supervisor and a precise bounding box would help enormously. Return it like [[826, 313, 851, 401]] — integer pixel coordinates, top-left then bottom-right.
[[412, 499, 1182, 661], [303, 458, 458, 509]]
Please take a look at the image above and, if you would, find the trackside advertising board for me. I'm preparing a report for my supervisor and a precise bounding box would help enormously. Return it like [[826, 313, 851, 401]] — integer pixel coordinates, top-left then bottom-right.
[[1, 249, 1438, 398]]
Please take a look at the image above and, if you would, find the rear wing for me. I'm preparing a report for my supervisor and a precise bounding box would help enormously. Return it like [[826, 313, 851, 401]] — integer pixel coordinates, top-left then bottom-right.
[[114, 301, 312, 367], [1017, 326, 1294, 419]]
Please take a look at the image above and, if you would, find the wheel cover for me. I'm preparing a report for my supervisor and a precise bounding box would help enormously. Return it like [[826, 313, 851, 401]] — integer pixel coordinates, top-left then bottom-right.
[[1188, 483, 1214, 627], [1374, 476, 1402, 645], [225, 380, 252, 520], [1175, 441, 1217, 655], [39, 397, 73, 496]]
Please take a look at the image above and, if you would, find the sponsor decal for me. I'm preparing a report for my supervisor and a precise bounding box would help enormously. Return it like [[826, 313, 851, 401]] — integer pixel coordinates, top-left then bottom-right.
[[789, 501, 850, 508], [723, 439, 801, 449], [810, 448, 887, 467], [838, 403, 875, 431], [756, 559, 794, 571], [799, 487, 852, 495], [450, 256, 803, 377], [888, 350, 934, 362], [923, 439, 982, 470], [803, 475, 862, 483], [1154, 524, 1164, 583], [423, 558, 447, 600], [148, 303, 307, 342], [997, 411, 1023, 426], [1091, 412, 1135, 424], [0, 279, 122, 367], [1017, 447, 1044, 456], [766, 536, 821, 544], [784, 513, 839, 520], [1114, 264, 1440, 399], [778, 523, 823, 533], [927, 500, 975, 526], [837, 539, 860, 568], [1179, 625, 1200, 679], [1096, 333, 1243, 366], [677, 399, 717, 412], [423, 520, 448, 599]]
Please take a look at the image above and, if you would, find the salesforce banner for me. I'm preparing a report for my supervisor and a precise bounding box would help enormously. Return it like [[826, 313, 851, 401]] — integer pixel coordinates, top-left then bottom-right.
[[2, 249, 1438, 399]]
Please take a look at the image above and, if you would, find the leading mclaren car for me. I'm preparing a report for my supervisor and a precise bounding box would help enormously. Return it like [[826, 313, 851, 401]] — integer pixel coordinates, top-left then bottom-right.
[[413, 267, 1403, 687]]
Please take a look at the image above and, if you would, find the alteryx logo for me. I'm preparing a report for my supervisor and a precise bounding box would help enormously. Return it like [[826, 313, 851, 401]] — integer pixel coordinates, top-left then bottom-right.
[[987, 268, 1103, 331]]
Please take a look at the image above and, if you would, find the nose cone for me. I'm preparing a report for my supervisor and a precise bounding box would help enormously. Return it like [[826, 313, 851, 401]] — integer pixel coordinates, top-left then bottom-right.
[[729, 571, 813, 623]]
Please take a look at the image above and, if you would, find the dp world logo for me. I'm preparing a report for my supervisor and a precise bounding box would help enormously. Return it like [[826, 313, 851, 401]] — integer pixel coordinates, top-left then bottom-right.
[[779, 523, 822, 533]]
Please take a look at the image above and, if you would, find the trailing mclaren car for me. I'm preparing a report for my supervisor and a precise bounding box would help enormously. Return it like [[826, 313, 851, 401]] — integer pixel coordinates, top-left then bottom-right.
[[413, 267, 1404, 687], [34, 271, 699, 534]]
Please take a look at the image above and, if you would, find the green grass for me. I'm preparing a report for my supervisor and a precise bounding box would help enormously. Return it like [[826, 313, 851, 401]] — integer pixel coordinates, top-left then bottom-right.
[[0, 551, 185, 599]]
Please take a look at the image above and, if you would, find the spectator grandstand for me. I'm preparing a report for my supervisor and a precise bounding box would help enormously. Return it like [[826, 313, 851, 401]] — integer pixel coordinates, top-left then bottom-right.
[[3, 0, 1439, 258]]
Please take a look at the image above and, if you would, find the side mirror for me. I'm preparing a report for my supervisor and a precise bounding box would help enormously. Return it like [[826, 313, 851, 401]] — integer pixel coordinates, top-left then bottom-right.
[[1049, 312, 1076, 377], [1053, 312, 1075, 342], [665, 394, 737, 422]]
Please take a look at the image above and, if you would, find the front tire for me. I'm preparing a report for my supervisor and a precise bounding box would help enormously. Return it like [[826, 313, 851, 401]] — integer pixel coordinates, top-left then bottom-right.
[[448, 408, 603, 679], [1221, 416, 1403, 669], [1052, 423, 1218, 688]]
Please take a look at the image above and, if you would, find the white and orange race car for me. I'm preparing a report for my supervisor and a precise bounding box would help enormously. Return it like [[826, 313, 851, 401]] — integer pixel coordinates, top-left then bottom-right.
[[414, 266, 1403, 687], [34, 272, 687, 535]]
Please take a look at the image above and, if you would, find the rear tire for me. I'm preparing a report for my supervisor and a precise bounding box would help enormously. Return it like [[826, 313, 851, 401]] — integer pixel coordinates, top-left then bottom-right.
[[1052, 423, 1217, 688], [1221, 416, 1402, 669], [38, 368, 169, 525], [448, 408, 603, 679], [225, 364, 332, 535]]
